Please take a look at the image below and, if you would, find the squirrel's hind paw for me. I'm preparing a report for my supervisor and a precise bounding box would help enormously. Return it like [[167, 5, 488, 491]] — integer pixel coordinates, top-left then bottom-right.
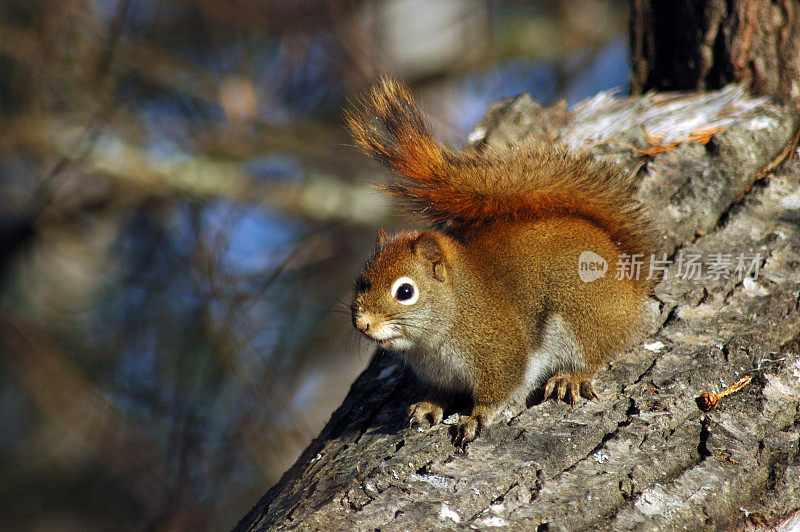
[[544, 372, 598, 404], [408, 400, 445, 428]]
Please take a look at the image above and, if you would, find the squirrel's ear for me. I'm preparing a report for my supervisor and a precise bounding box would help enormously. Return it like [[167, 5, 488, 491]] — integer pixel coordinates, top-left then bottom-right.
[[415, 234, 446, 282], [375, 228, 389, 250]]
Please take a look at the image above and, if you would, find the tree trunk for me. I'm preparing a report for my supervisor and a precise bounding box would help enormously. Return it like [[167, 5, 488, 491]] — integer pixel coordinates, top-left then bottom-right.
[[235, 86, 800, 530], [630, 0, 800, 99]]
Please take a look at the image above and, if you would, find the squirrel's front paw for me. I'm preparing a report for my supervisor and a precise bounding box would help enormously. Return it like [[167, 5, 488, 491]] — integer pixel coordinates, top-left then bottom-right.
[[453, 413, 486, 448], [543, 372, 598, 404], [408, 400, 444, 428]]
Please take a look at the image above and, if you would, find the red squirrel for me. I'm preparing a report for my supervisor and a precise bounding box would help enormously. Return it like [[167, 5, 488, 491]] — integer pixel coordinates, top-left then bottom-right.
[[347, 79, 655, 446]]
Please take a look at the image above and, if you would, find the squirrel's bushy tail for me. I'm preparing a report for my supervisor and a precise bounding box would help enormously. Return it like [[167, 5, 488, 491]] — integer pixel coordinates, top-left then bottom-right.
[[345, 79, 449, 186], [346, 78, 654, 258]]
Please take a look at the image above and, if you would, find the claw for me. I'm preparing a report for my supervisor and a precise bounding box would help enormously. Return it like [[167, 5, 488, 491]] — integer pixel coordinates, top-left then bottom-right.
[[555, 378, 568, 401], [543, 378, 557, 399], [408, 401, 445, 428], [544, 372, 597, 404], [566, 382, 579, 404], [580, 381, 598, 401], [454, 414, 482, 449]]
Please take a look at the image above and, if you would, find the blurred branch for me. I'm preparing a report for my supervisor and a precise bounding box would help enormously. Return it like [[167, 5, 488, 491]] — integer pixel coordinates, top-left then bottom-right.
[[0, 22, 354, 163], [6, 113, 391, 225], [0, 306, 172, 516]]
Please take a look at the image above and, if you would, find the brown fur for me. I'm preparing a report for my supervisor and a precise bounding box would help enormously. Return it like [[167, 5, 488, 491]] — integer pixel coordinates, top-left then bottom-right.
[[348, 79, 657, 446]]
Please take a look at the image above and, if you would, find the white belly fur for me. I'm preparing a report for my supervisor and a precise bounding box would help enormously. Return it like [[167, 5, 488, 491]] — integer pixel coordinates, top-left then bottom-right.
[[513, 312, 583, 404], [401, 313, 581, 404], [404, 341, 474, 393]]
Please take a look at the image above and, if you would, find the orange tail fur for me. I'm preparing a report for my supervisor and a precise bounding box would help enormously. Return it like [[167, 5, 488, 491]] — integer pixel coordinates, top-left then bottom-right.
[[346, 78, 654, 259]]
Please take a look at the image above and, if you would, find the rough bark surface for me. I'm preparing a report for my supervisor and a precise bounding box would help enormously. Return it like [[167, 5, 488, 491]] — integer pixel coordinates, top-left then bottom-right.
[[630, 0, 800, 99], [236, 87, 800, 531]]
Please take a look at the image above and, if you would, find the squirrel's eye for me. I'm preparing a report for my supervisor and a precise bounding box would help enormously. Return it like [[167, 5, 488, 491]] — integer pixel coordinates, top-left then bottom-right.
[[396, 284, 414, 300], [391, 276, 419, 305]]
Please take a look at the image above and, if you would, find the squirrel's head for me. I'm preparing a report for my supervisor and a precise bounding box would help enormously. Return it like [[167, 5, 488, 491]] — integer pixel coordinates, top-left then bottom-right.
[[351, 229, 456, 352]]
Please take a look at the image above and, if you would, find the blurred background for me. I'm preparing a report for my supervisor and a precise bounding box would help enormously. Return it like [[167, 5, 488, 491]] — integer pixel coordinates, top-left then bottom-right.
[[0, 0, 627, 529]]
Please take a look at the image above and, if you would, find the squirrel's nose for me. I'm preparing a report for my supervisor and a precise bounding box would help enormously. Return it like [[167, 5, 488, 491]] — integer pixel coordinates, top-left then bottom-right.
[[354, 313, 372, 333]]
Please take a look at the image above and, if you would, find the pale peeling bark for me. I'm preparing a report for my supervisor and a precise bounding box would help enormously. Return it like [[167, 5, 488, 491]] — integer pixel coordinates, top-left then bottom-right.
[[236, 86, 800, 531]]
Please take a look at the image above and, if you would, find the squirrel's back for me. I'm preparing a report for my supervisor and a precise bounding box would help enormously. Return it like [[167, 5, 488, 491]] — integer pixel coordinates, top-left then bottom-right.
[[346, 78, 655, 263]]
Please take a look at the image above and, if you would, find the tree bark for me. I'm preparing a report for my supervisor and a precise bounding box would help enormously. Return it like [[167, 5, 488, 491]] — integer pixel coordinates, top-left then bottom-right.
[[630, 0, 800, 99], [236, 87, 800, 530]]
